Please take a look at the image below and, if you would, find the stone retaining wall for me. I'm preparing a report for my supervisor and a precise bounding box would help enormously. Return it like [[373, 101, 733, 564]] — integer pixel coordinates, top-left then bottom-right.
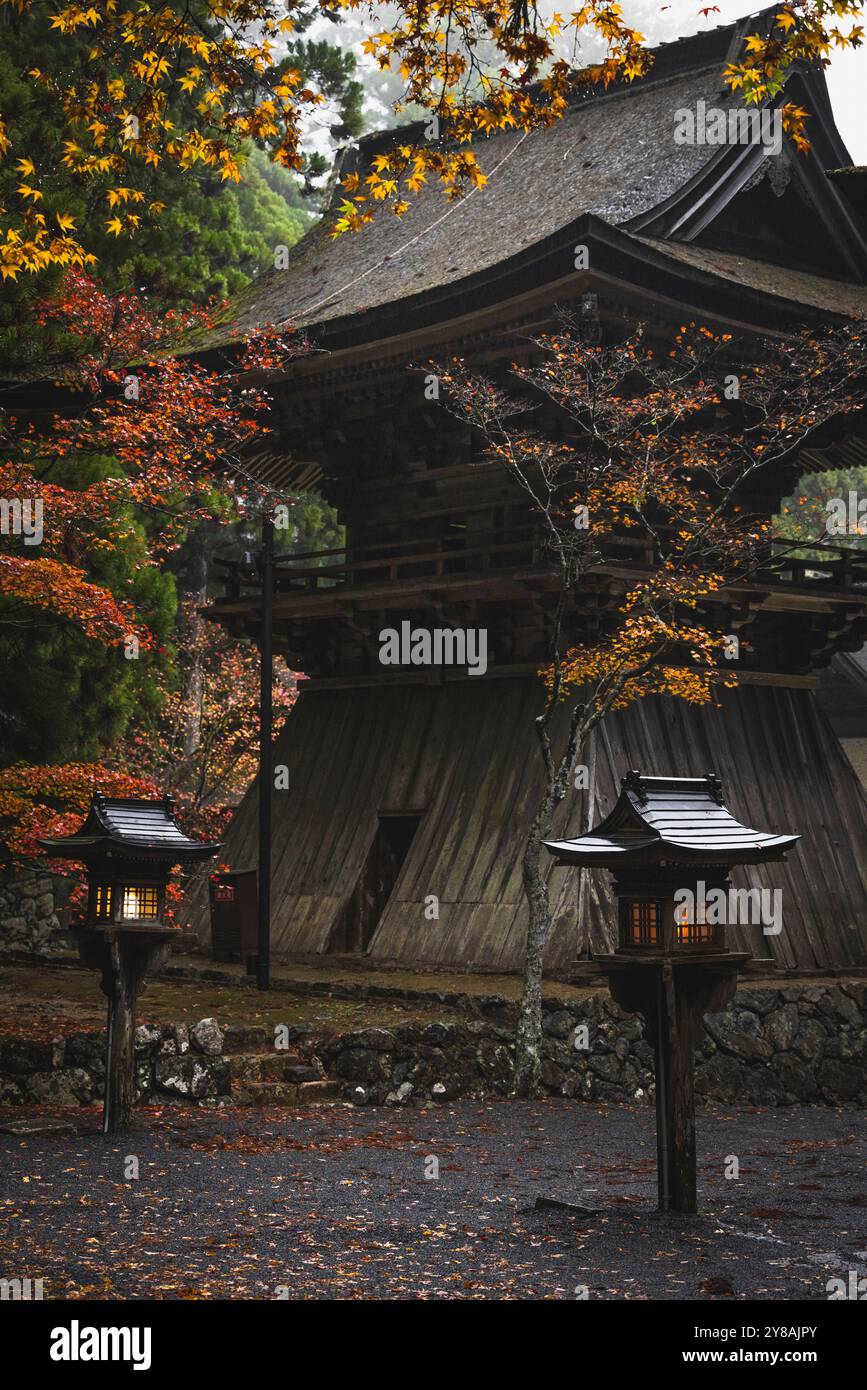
[[0, 1019, 232, 1108], [1, 982, 864, 1110], [0, 871, 66, 957], [325, 984, 867, 1108]]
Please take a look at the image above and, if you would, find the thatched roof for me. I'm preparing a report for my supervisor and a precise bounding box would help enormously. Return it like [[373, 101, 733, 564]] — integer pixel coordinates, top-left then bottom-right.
[[202, 8, 866, 353], [221, 63, 738, 336]]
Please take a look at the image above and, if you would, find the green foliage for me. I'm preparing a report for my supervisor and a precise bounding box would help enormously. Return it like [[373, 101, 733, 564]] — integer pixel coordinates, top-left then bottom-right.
[[277, 492, 345, 557], [1, 621, 134, 765], [276, 38, 365, 194], [113, 148, 314, 306], [0, 454, 177, 766], [776, 467, 867, 553], [0, 0, 363, 351]]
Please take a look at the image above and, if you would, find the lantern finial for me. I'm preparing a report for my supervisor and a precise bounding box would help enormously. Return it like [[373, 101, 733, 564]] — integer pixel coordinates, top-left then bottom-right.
[[621, 768, 647, 802]]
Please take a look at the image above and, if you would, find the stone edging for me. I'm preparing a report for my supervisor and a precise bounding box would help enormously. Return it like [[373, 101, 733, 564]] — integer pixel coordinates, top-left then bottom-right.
[[0, 982, 864, 1110]]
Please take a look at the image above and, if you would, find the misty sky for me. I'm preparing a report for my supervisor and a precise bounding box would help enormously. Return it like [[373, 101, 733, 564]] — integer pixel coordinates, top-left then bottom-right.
[[310, 2, 866, 164], [628, 1, 865, 163]]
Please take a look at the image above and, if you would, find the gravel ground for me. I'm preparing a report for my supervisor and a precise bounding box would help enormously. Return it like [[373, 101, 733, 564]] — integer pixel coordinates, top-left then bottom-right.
[[0, 1099, 864, 1300]]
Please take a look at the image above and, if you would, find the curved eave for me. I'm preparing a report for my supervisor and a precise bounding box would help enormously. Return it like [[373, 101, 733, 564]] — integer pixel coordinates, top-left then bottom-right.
[[37, 835, 221, 862], [628, 67, 867, 282], [301, 215, 852, 350], [544, 832, 801, 867], [210, 215, 866, 403]]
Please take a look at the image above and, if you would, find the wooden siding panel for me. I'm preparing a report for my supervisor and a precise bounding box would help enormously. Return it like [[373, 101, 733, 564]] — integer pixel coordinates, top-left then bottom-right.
[[185, 678, 867, 972]]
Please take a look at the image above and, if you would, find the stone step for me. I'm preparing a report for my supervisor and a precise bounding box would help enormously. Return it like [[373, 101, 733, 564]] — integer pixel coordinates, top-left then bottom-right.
[[228, 1077, 339, 1107], [229, 1053, 305, 1082], [221, 1024, 315, 1054], [230, 1081, 301, 1106], [221, 1025, 272, 1054], [297, 1079, 339, 1101]]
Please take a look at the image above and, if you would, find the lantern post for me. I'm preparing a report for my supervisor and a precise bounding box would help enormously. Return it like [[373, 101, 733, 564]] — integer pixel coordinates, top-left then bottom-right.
[[40, 795, 220, 1134], [238, 513, 275, 990], [257, 512, 274, 991], [546, 770, 798, 1214]]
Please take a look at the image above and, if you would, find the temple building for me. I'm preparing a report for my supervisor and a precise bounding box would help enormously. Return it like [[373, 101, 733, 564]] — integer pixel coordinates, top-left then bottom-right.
[[185, 9, 867, 975]]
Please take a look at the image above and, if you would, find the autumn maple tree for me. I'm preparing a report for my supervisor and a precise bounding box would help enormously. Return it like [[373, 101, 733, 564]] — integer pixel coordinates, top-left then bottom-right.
[[0, 271, 301, 646], [0, 270, 302, 897], [0, 619, 297, 915], [1, 1, 864, 276], [0, 758, 159, 867], [122, 597, 297, 838], [440, 313, 867, 1095]]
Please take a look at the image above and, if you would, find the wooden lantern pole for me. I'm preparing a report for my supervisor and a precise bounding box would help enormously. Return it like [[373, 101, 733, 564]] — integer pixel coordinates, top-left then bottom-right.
[[256, 512, 274, 991], [76, 926, 174, 1135], [602, 957, 742, 1213]]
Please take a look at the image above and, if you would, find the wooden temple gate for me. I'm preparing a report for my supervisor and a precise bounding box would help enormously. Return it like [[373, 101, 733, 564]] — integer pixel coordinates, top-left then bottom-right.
[[184, 13, 867, 976]]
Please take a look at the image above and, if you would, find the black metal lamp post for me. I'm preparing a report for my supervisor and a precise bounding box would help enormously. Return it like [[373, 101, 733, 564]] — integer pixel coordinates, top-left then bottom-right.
[[239, 513, 275, 991], [546, 770, 798, 1214], [257, 514, 274, 992], [40, 795, 220, 1134]]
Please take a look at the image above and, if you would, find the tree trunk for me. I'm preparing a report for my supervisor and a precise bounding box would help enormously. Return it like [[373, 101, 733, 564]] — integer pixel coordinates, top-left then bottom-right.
[[512, 710, 589, 1097], [182, 541, 208, 760], [512, 830, 552, 1097], [183, 640, 204, 760]]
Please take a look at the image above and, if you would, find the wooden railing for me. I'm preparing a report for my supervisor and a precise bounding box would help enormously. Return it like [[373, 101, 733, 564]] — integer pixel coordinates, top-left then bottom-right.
[[215, 532, 867, 602], [216, 527, 540, 599], [755, 538, 867, 591]]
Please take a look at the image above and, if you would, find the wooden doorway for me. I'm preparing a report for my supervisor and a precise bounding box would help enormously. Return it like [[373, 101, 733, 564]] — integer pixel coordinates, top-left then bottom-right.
[[329, 813, 422, 953]]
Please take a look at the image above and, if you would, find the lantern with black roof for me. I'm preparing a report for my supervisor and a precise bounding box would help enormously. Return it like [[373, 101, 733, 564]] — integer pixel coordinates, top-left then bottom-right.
[[545, 771, 798, 1214], [546, 770, 799, 960], [40, 794, 220, 1134]]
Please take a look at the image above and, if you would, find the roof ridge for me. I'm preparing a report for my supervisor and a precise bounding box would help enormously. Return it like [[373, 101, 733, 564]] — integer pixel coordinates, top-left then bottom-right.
[[349, 7, 771, 160], [622, 769, 724, 802], [98, 800, 172, 811]]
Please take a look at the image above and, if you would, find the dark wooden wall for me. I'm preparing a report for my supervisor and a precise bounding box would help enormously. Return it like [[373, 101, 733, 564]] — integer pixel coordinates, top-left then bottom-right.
[[184, 678, 867, 973]]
